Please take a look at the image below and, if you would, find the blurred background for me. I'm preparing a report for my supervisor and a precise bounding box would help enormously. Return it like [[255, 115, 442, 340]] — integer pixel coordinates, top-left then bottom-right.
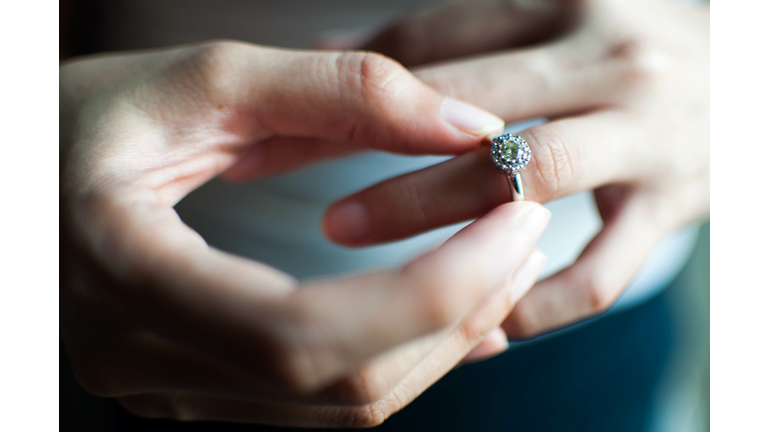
[[60, 1, 709, 431]]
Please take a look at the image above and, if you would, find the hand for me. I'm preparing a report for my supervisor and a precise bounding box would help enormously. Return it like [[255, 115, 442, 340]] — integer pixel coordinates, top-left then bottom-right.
[[322, 0, 709, 338], [60, 41, 551, 427]]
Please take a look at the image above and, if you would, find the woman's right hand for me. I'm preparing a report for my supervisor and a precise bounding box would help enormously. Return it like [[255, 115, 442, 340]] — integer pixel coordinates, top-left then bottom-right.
[[61, 41, 550, 427]]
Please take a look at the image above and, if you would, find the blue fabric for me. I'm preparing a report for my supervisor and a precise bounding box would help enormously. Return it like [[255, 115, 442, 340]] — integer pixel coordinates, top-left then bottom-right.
[[374, 289, 674, 432]]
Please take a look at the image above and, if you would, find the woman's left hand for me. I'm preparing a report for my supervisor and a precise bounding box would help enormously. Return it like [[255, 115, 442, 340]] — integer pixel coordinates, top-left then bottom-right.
[[323, 0, 710, 338]]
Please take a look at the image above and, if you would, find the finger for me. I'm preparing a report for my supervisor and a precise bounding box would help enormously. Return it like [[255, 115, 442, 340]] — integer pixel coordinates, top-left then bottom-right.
[[118, 249, 547, 427], [325, 249, 545, 407], [361, 0, 579, 67], [324, 111, 648, 246], [359, 246, 544, 415], [502, 187, 671, 338], [79, 247, 545, 407], [413, 38, 653, 123], [82, 43, 506, 204], [456, 247, 545, 367], [211, 46, 505, 182]]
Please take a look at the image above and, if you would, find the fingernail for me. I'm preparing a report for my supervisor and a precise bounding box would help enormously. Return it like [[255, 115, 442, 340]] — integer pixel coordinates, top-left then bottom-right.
[[324, 201, 373, 245], [509, 249, 547, 304], [440, 98, 505, 137]]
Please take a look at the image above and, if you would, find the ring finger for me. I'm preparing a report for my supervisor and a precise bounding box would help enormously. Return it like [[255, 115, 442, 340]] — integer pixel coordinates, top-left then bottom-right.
[[323, 110, 650, 246]]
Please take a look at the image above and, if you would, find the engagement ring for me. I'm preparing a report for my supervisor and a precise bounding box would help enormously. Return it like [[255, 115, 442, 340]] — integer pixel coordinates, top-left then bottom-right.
[[490, 134, 531, 202]]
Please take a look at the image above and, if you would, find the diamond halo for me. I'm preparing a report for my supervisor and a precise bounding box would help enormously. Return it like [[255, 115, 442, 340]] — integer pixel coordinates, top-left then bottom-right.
[[490, 134, 531, 174]]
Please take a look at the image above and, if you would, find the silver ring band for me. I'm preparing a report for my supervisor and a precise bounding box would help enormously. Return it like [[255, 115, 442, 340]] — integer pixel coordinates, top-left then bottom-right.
[[506, 172, 524, 202]]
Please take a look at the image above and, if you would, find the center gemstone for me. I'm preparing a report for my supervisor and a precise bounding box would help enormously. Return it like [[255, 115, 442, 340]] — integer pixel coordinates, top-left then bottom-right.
[[501, 140, 520, 158], [490, 134, 531, 174]]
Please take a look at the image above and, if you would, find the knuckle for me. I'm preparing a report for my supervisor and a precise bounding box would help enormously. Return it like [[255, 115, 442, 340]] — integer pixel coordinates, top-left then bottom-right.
[[322, 51, 408, 143], [524, 124, 578, 198], [609, 39, 671, 89], [336, 51, 406, 106], [182, 40, 248, 102]]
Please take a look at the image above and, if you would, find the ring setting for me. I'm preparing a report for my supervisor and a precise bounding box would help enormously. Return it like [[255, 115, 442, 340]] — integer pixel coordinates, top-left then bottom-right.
[[490, 134, 531, 202]]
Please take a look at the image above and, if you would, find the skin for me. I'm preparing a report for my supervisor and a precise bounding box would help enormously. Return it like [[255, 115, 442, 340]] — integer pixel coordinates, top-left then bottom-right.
[[324, 0, 710, 339], [61, 0, 709, 427], [61, 42, 549, 427]]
